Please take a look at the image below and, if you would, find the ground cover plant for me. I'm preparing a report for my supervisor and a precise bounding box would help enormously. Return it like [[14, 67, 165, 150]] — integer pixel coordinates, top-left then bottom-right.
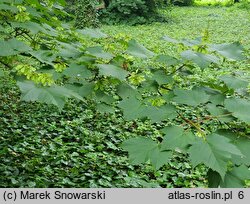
[[0, 0, 249, 187]]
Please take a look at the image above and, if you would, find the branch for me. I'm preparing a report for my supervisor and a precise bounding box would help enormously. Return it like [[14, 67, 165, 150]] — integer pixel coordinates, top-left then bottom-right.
[[0, 60, 12, 69]]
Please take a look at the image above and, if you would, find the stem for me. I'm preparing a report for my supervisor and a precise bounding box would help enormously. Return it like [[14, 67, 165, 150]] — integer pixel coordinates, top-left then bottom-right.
[[178, 112, 206, 139], [0, 60, 12, 69], [170, 64, 185, 75]]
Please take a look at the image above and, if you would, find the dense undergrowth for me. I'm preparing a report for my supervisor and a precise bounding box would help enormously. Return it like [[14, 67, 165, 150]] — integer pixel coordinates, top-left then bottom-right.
[[0, 5, 249, 187], [0, 77, 207, 187]]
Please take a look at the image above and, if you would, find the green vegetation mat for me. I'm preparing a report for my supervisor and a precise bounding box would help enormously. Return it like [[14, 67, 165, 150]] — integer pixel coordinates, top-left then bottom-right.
[[0, 5, 249, 188]]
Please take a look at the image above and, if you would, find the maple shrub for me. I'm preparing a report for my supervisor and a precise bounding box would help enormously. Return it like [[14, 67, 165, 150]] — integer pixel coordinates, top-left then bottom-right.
[[0, 0, 249, 187]]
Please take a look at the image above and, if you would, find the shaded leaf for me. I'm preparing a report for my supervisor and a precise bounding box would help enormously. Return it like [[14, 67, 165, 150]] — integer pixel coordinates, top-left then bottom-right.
[[161, 126, 196, 151], [173, 88, 210, 106], [152, 70, 173, 85], [220, 75, 248, 90], [63, 63, 92, 78], [209, 42, 246, 61], [206, 103, 234, 122], [162, 36, 179, 44], [188, 133, 242, 179], [155, 54, 180, 66], [17, 81, 84, 110], [118, 97, 176, 122], [97, 64, 128, 81], [224, 98, 250, 123], [181, 50, 219, 68], [149, 149, 172, 170], [122, 137, 172, 169], [220, 165, 250, 188], [121, 137, 158, 164], [127, 39, 154, 58], [77, 28, 107, 38], [86, 46, 114, 60]]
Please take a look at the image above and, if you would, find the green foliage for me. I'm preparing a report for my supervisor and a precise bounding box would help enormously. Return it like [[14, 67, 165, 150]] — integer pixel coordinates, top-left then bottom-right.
[[0, 1, 249, 188], [0, 77, 207, 187], [65, 0, 99, 28], [171, 0, 194, 6], [99, 0, 167, 25], [194, 0, 234, 6]]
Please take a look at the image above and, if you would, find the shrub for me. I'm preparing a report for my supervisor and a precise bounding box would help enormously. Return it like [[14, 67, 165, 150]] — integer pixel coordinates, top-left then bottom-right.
[[99, 0, 167, 25], [65, 0, 99, 28], [171, 0, 193, 6]]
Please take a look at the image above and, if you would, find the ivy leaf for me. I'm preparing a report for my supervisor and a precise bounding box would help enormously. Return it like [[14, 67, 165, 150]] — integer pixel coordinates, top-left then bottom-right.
[[17, 81, 84, 110], [86, 46, 114, 60], [188, 133, 242, 179], [63, 63, 92, 78], [161, 126, 196, 152], [209, 42, 246, 61], [97, 64, 128, 81], [0, 69, 4, 77], [224, 98, 250, 123], [220, 75, 248, 90], [77, 28, 107, 38], [121, 137, 158, 164], [181, 50, 219, 68], [209, 94, 225, 105], [173, 88, 210, 106], [127, 39, 154, 58]]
